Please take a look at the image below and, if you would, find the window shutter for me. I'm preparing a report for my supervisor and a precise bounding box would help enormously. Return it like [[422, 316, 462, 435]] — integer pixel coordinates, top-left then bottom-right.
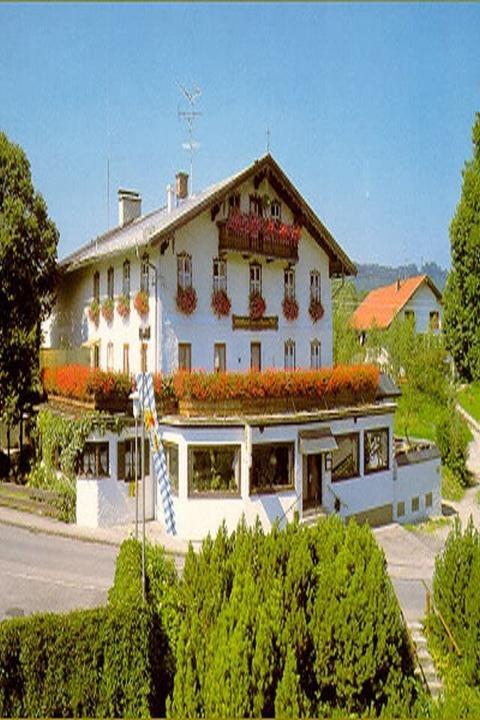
[[117, 442, 126, 481]]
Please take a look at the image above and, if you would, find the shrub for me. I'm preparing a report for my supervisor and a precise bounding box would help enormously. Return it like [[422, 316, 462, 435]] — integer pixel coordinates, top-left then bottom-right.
[[170, 517, 422, 718], [435, 410, 471, 486], [0, 606, 157, 718]]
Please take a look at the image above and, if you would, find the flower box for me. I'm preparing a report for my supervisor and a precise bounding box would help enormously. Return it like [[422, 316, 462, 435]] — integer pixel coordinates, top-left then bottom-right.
[[117, 295, 130, 319], [176, 286, 197, 315], [282, 296, 299, 322], [309, 298, 324, 323], [134, 290, 149, 317], [211, 289, 231, 318], [249, 292, 266, 320], [101, 298, 114, 323], [88, 300, 100, 326]]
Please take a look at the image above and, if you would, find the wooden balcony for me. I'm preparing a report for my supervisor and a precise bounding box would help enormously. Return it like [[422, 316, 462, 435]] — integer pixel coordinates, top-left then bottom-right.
[[218, 213, 300, 262]]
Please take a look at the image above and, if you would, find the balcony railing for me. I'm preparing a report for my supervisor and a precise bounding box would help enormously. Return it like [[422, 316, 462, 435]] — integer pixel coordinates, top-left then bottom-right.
[[218, 213, 300, 262]]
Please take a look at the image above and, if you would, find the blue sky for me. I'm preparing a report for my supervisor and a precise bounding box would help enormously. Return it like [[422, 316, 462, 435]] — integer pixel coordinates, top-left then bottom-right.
[[1, 3, 479, 267]]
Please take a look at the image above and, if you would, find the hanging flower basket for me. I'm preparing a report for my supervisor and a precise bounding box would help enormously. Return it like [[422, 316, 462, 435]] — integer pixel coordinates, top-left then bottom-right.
[[117, 294, 130, 319], [249, 292, 266, 320], [101, 298, 114, 323], [176, 286, 197, 315], [134, 289, 149, 317], [282, 296, 299, 322], [211, 289, 231, 318], [309, 298, 325, 323], [88, 300, 100, 326]]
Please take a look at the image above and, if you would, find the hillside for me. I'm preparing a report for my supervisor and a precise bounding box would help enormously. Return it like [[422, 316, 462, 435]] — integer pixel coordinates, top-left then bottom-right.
[[353, 261, 448, 295]]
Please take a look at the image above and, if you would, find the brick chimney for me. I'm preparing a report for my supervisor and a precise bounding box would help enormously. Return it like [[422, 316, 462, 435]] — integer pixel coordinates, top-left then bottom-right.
[[118, 189, 141, 227], [396, 278, 401, 291], [176, 172, 189, 201]]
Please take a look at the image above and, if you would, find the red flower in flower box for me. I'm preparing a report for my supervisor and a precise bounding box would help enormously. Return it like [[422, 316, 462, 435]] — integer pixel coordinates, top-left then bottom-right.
[[134, 290, 149, 317], [101, 298, 114, 323], [249, 292, 266, 320], [88, 300, 100, 326], [117, 294, 130, 319], [211, 289, 231, 318], [176, 286, 197, 315], [282, 296, 299, 322], [309, 298, 325, 323]]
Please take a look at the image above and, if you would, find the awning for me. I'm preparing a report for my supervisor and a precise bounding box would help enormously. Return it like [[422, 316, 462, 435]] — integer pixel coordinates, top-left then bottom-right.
[[299, 427, 338, 455]]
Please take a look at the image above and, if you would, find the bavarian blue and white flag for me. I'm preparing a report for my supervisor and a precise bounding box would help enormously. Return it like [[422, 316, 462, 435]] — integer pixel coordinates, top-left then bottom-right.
[[136, 372, 177, 535]]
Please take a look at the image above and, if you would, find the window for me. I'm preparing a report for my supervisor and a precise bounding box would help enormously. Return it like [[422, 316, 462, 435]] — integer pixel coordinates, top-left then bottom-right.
[[107, 342, 114, 371], [404, 309, 415, 324], [426, 492, 433, 508], [117, 439, 150, 482], [213, 258, 227, 293], [249, 194, 262, 217], [251, 342, 261, 371], [311, 340, 321, 370], [310, 270, 321, 302], [78, 442, 109, 478], [364, 428, 389, 474], [271, 200, 281, 221], [214, 343, 226, 372], [177, 253, 192, 290], [412, 496, 420, 513], [141, 253, 150, 293], [123, 260, 130, 297], [284, 339, 296, 370], [250, 263, 262, 296], [284, 267, 295, 300], [107, 267, 114, 300], [178, 343, 192, 372], [164, 442, 179, 495], [228, 194, 240, 214], [93, 271, 100, 303], [123, 344, 129, 375], [332, 433, 360, 482], [188, 445, 241, 495], [92, 343, 100, 369], [429, 311, 440, 330], [250, 443, 294, 494], [140, 343, 148, 373], [397, 501, 405, 517]]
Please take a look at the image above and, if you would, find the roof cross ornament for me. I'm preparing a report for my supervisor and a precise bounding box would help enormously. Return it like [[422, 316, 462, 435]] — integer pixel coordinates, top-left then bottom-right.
[[177, 83, 201, 196]]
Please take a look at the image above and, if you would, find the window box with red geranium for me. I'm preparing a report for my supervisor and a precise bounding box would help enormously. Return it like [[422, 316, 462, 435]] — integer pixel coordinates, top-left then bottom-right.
[[309, 298, 324, 323], [282, 296, 299, 322], [211, 289, 231, 318], [117, 294, 130, 319], [88, 300, 100, 326], [134, 289, 149, 317], [101, 298, 114, 323], [249, 292, 266, 320], [176, 286, 197, 316]]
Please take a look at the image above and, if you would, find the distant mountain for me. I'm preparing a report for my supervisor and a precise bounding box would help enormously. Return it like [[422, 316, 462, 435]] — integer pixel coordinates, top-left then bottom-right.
[[352, 261, 448, 295]]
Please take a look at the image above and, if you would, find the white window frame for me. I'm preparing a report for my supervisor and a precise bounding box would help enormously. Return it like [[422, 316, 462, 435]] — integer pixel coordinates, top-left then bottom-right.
[[141, 254, 150, 293], [107, 341, 114, 371], [249, 263, 262, 296], [213, 258, 227, 293], [271, 200, 282, 221], [284, 267, 295, 300], [122, 260, 130, 297], [310, 340, 321, 370], [284, 339, 296, 370], [177, 253, 192, 291], [310, 270, 321, 303], [107, 267, 114, 300]]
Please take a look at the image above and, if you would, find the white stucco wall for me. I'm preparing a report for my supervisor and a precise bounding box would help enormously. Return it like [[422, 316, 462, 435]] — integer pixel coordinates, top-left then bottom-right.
[[47, 175, 333, 374], [402, 284, 442, 334], [393, 457, 442, 523]]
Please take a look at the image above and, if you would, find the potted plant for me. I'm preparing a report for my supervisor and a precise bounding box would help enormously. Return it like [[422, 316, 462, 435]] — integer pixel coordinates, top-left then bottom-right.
[[117, 294, 130, 319], [249, 292, 266, 320], [309, 297, 324, 323], [211, 289, 231, 318], [176, 286, 197, 315], [88, 299, 100, 326], [101, 298, 114, 323], [282, 296, 299, 322], [134, 289, 149, 317]]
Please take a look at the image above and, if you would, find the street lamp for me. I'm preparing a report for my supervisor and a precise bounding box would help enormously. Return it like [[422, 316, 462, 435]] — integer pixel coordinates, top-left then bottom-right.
[[129, 391, 140, 540]]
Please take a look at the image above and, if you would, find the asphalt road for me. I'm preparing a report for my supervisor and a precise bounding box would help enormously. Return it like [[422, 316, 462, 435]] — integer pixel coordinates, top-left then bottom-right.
[[0, 524, 119, 619]]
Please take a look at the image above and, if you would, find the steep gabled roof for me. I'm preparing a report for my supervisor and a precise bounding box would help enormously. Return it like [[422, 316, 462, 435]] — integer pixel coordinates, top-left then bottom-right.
[[59, 154, 356, 277], [351, 275, 442, 331]]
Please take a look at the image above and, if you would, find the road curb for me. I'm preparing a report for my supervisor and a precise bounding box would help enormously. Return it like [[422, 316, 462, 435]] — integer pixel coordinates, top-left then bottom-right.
[[456, 404, 480, 434]]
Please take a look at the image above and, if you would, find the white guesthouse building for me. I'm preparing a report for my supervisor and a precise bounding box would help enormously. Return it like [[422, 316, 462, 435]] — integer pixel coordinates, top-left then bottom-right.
[[46, 154, 441, 539]]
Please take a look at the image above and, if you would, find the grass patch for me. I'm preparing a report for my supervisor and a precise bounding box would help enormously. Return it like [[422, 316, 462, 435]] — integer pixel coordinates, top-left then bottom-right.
[[404, 516, 453, 534], [394, 392, 440, 441], [457, 383, 480, 423], [442, 466, 466, 502], [476, 489, 480, 506]]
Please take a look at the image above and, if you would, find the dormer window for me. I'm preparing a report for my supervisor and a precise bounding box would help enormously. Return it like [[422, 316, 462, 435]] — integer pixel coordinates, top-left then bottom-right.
[[310, 270, 321, 303], [284, 267, 295, 300], [93, 271, 100, 303], [141, 253, 150, 293], [177, 253, 192, 290], [107, 267, 114, 300], [271, 200, 281, 221], [213, 258, 227, 293], [122, 260, 130, 297]]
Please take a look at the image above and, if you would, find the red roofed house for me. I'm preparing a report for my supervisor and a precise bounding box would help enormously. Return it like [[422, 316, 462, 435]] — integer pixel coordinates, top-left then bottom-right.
[[352, 275, 442, 336]]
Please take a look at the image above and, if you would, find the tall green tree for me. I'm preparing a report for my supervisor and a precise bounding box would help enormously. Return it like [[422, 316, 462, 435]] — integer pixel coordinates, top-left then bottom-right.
[[0, 132, 58, 425], [443, 113, 480, 381]]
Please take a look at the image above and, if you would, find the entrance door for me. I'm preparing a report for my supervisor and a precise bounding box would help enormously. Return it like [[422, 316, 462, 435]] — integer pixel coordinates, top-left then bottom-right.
[[303, 453, 323, 511], [250, 342, 261, 371]]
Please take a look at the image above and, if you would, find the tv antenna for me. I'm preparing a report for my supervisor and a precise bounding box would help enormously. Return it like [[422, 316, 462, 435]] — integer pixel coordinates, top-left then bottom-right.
[[177, 82, 201, 195]]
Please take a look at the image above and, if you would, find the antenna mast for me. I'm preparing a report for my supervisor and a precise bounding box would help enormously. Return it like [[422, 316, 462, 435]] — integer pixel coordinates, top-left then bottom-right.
[[177, 83, 201, 195]]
